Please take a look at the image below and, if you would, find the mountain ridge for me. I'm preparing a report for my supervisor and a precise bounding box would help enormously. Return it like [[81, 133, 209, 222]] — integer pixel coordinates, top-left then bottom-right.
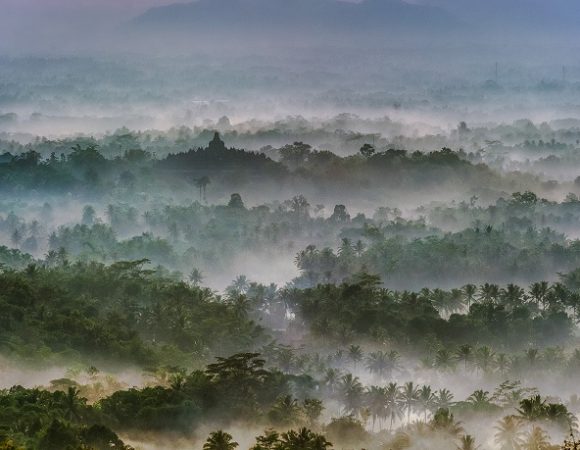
[[131, 0, 461, 38]]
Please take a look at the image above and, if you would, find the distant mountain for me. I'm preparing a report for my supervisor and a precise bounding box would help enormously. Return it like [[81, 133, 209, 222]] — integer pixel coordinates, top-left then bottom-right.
[[131, 0, 460, 39], [417, 0, 580, 32]]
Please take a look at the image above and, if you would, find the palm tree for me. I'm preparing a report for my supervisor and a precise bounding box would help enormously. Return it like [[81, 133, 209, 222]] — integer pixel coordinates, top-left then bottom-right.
[[366, 351, 387, 379], [455, 344, 473, 371], [430, 289, 449, 315], [385, 382, 404, 430], [467, 390, 494, 412], [448, 289, 465, 313], [430, 288, 464, 316], [501, 284, 525, 308], [433, 389, 455, 410], [189, 268, 204, 286], [366, 350, 399, 379], [228, 294, 251, 320], [323, 368, 341, 394], [401, 382, 420, 424], [418, 385, 435, 421], [520, 426, 551, 450], [435, 348, 456, 372], [529, 281, 550, 311], [479, 283, 500, 303], [195, 176, 211, 202], [496, 353, 511, 376], [543, 403, 574, 430], [354, 240, 365, 257], [339, 374, 364, 416], [231, 275, 249, 293], [251, 429, 280, 450], [275, 346, 296, 374], [347, 345, 364, 370], [385, 350, 401, 377], [566, 291, 580, 321], [279, 428, 332, 450], [494, 415, 524, 450], [203, 431, 238, 450], [517, 395, 547, 422], [462, 284, 477, 309], [431, 408, 464, 436], [303, 399, 324, 428], [268, 395, 302, 426], [525, 348, 540, 369], [457, 435, 479, 450], [475, 346, 496, 374], [61, 387, 84, 422], [337, 238, 354, 258], [365, 386, 387, 430]]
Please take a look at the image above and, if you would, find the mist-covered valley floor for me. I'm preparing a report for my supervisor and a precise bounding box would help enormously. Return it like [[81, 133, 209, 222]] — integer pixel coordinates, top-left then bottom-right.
[[5, 1, 580, 449]]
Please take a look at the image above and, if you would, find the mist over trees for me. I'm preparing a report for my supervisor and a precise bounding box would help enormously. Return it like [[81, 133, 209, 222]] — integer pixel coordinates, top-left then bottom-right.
[[4, 0, 580, 449]]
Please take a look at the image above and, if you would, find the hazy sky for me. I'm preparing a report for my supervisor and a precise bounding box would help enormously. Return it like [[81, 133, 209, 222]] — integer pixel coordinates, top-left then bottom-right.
[[0, 0, 181, 52], [0, 0, 179, 16], [2, 0, 579, 55]]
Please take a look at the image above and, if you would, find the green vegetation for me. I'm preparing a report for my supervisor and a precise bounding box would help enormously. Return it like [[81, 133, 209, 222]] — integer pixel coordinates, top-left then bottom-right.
[[1, 130, 580, 449]]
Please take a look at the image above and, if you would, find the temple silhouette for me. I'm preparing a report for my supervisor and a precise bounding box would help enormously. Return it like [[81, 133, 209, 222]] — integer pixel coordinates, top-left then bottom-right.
[[208, 131, 226, 151]]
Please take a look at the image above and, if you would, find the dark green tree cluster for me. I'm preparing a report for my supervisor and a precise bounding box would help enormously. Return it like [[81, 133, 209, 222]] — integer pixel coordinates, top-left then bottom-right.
[[0, 261, 264, 366]]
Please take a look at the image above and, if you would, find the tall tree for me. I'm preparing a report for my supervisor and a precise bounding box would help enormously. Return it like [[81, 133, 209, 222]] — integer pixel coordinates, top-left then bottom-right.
[[203, 431, 239, 450]]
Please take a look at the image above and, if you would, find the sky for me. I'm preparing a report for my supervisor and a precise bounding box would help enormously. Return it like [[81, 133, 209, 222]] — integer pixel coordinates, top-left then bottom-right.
[[0, 0, 177, 10], [0, 0, 180, 52], [0, 0, 179, 20], [2, 0, 580, 55]]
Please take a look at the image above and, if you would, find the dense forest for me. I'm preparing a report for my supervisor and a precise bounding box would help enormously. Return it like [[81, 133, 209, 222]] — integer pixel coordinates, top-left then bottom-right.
[[5, 0, 580, 447], [1, 126, 580, 449]]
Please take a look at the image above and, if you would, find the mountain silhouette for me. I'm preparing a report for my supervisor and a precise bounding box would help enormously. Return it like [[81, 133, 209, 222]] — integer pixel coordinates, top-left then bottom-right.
[[131, 0, 460, 38]]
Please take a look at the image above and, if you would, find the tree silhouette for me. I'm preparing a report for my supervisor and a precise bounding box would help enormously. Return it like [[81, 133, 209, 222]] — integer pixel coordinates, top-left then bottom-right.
[[203, 431, 239, 450]]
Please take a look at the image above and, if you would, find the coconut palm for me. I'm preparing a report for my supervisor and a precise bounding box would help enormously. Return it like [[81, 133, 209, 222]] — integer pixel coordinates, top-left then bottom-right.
[[501, 284, 525, 308], [517, 395, 547, 422], [520, 426, 551, 450], [323, 368, 341, 394], [366, 351, 387, 378], [203, 431, 239, 450], [401, 382, 420, 424], [430, 408, 464, 436], [365, 386, 387, 430], [467, 390, 495, 412], [448, 289, 465, 313], [430, 289, 449, 315], [279, 428, 332, 450], [475, 346, 496, 374], [339, 374, 364, 416], [529, 282, 550, 311], [525, 349, 540, 369], [418, 385, 435, 421], [457, 435, 480, 450], [462, 284, 477, 309], [496, 353, 511, 376], [268, 395, 302, 426], [366, 350, 399, 379], [433, 389, 455, 410], [494, 415, 524, 450], [479, 283, 500, 303], [189, 268, 204, 286], [385, 382, 404, 430], [251, 429, 280, 450], [455, 344, 474, 371], [435, 348, 457, 372], [195, 176, 211, 202], [61, 387, 84, 423], [354, 240, 365, 257], [347, 345, 364, 370], [231, 275, 249, 294]]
